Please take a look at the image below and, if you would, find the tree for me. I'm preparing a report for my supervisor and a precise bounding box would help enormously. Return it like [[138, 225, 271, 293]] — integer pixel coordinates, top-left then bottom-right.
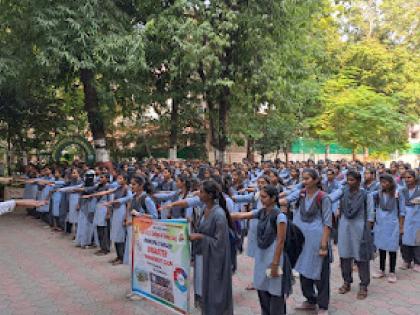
[[311, 79, 414, 158], [26, 0, 145, 163]]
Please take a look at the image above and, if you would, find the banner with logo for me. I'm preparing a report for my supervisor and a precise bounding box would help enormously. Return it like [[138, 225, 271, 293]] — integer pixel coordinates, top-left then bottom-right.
[[131, 216, 190, 314]]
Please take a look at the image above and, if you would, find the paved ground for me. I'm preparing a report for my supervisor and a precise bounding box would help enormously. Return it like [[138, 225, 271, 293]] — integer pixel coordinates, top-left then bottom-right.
[[1, 208, 420, 315]]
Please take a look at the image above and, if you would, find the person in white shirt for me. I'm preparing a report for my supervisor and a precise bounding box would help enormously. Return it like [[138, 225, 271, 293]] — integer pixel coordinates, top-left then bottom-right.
[[0, 199, 47, 216]]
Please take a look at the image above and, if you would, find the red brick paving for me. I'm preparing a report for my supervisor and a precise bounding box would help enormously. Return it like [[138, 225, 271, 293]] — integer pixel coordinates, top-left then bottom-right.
[[1, 208, 420, 315]]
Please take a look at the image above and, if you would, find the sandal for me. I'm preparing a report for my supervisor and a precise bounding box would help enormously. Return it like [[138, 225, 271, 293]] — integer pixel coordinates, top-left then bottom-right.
[[357, 287, 368, 300], [112, 259, 123, 266], [245, 284, 256, 291], [338, 283, 351, 294]]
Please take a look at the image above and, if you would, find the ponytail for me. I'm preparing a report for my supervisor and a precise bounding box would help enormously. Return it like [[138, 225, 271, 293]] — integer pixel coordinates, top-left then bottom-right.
[[219, 191, 234, 230]]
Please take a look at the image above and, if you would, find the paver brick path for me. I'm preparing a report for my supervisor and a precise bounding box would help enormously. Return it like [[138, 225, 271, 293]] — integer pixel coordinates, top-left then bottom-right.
[[1, 208, 420, 315]]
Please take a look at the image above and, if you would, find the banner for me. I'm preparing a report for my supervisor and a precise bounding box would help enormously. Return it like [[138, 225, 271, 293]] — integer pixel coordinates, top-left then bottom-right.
[[131, 216, 190, 314]]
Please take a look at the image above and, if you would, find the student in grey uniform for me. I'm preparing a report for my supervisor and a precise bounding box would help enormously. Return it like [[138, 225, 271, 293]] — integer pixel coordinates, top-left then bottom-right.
[[126, 176, 159, 301], [35, 166, 55, 224], [399, 170, 420, 272], [156, 168, 178, 219], [189, 180, 234, 315], [280, 168, 332, 315], [363, 168, 380, 193], [75, 170, 98, 248], [153, 175, 193, 219], [49, 168, 66, 231], [106, 174, 132, 265], [232, 176, 270, 291], [82, 173, 115, 255], [231, 185, 289, 315], [329, 170, 374, 300], [22, 166, 39, 216], [58, 168, 83, 237], [372, 174, 404, 283]]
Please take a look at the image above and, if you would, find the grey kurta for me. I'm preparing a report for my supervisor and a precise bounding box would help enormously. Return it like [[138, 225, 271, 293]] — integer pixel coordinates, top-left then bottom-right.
[[194, 205, 233, 315], [293, 192, 332, 280], [338, 190, 374, 261], [252, 210, 287, 296]]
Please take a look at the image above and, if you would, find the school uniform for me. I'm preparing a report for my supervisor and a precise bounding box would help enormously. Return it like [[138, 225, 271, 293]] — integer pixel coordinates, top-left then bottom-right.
[[372, 191, 404, 273], [322, 179, 342, 244], [400, 185, 420, 266], [91, 184, 111, 252], [59, 181, 83, 233], [234, 192, 262, 258], [75, 186, 98, 247], [50, 179, 65, 227], [154, 190, 193, 219], [251, 209, 288, 315], [23, 175, 39, 216], [156, 179, 177, 219], [288, 190, 332, 311], [110, 186, 132, 260], [36, 176, 55, 224], [123, 192, 157, 265], [332, 188, 374, 289]]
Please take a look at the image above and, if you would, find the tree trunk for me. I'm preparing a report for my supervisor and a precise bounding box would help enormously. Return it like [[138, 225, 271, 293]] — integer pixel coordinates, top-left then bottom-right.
[[246, 138, 254, 162], [6, 127, 11, 176], [169, 98, 178, 160], [363, 147, 369, 161], [217, 87, 230, 163], [352, 148, 356, 161], [325, 144, 330, 161], [80, 69, 110, 164], [283, 146, 289, 164]]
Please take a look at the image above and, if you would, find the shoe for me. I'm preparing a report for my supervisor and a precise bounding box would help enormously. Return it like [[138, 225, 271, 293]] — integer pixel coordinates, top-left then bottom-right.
[[126, 292, 135, 299], [399, 262, 411, 270], [413, 264, 420, 273], [112, 259, 123, 266], [95, 251, 108, 256], [373, 270, 385, 279], [129, 294, 145, 301], [357, 287, 368, 300], [318, 310, 329, 315], [109, 257, 119, 263], [338, 283, 351, 294], [387, 273, 397, 283], [295, 301, 317, 310]]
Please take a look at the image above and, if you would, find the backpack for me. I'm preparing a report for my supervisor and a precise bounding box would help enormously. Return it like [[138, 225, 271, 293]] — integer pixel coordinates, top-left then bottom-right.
[[257, 207, 305, 269], [296, 189, 326, 210]]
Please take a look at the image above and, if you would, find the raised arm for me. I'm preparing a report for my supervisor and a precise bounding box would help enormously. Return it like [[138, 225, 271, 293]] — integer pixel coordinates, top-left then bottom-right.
[[230, 211, 254, 221], [153, 191, 178, 202]]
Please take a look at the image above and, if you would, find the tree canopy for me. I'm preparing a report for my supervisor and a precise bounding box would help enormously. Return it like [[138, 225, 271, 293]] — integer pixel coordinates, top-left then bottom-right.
[[0, 0, 418, 164]]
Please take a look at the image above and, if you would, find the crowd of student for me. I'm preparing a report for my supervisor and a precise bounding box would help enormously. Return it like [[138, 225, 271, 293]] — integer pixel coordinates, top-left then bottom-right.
[[13, 158, 420, 315]]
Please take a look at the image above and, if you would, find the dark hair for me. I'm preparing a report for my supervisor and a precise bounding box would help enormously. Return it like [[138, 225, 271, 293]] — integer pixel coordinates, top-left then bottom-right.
[[346, 170, 362, 183], [132, 176, 154, 195], [302, 168, 322, 189], [202, 180, 234, 230], [117, 173, 129, 183], [258, 175, 271, 185], [222, 175, 233, 196], [366, 167, 376, 176], [177, 175, 192, 198], [326, 168, 335, 175], [405, 169, 419, 185], [379, 174, 396, 194], [261, 185, 280, 208]]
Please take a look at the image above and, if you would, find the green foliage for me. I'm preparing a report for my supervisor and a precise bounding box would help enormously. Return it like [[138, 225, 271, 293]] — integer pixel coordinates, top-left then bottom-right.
[[311, 82, 413, 154]]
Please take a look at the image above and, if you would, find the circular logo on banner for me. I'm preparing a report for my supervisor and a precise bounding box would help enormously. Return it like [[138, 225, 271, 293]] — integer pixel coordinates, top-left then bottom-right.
[[174, 267, 188, 293]]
